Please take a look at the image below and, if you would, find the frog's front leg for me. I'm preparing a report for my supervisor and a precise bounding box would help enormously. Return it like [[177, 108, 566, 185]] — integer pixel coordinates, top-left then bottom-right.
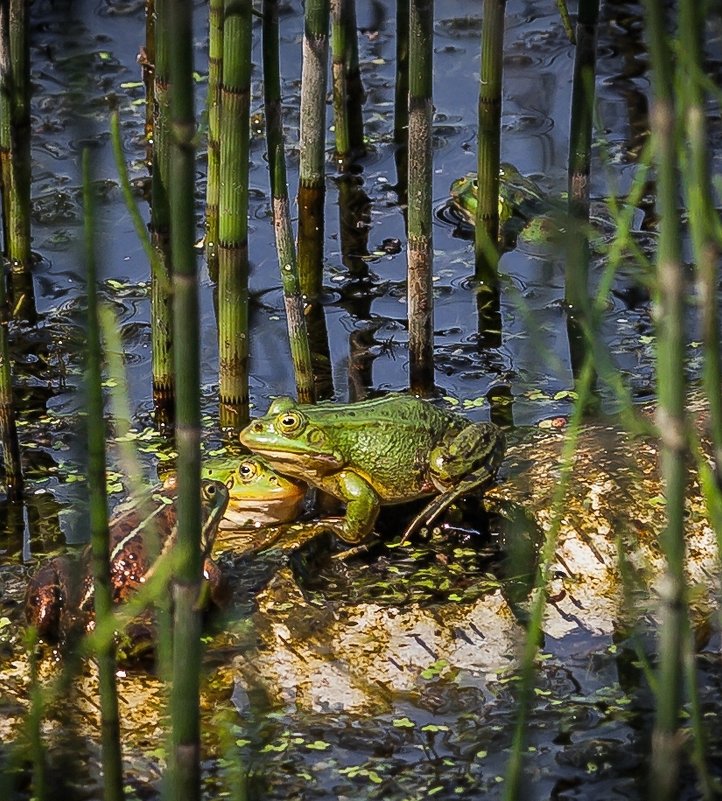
[[429, 422, 505, 492], [322, 469, 381, 544]]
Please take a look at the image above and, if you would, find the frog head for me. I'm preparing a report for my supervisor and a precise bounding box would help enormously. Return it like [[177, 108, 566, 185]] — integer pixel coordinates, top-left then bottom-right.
[[239, 396, 344, 482]]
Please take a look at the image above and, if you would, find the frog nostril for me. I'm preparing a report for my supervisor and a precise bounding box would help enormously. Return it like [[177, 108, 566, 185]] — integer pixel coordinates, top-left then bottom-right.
[[253, 422, 264, 432]]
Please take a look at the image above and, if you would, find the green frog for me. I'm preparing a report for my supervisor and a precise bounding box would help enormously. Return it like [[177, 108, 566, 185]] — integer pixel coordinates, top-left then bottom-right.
[[25, 478, 229, 643], [239, 394, 505, 544], [201, 455, 306, 530], [449, 164, 551, 237]]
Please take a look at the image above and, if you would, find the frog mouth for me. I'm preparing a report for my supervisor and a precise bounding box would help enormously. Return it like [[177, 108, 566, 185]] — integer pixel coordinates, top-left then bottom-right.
[[249, 448, 342, 468]]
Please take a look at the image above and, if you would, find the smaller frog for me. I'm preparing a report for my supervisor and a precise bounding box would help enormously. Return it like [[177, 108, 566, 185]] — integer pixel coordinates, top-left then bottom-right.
[[239, 394, 504, 544], [25, 478, 229, 643], [201, 455, 306, 530]]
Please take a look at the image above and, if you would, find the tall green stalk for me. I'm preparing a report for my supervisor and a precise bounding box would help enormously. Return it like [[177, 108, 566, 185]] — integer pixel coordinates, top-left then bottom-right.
[[341, 0, 364, 156], [263, 0, 315, 403], [0, 7, 22, 500], [81, 148, 124, 801], [0, 0, 34, 321], [166, 1, 203, 799], [394, 0, 409, 204], [142, 0, 155, 163], [330, 0, 364, 168], [565, 0, 599, 316], [205, 0, 223, 280], [680, 1, 722, 489], [475, 0, 506, 283], [643, 3, 689, 798], [150, 0, 175, 430], [407, 0, 434, 394], [297, 0, 329, 299], [217, 0, 251, 431]]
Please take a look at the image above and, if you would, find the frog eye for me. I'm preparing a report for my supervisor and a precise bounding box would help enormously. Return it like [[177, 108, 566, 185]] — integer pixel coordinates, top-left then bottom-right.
[[203, 482, 217, 501], [237, 460, 258, 483], [276, 411, 303, 434]]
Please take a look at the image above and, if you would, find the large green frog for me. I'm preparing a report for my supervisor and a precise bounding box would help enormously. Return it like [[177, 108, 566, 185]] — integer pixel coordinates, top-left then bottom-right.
[[239, 394, 505, 544]]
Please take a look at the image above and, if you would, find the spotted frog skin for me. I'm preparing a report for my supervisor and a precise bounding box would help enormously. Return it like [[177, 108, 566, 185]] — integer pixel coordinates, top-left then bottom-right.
[[25, 478, 229, 642], [239, 394, 505, 544]]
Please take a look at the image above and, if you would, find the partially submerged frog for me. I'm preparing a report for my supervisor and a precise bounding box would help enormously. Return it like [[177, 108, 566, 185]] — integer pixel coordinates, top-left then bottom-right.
[[201, 455, 306, 530], [449, 164, 551, 240], [25, 478, 229, 643], [239, 394, 505, 544]]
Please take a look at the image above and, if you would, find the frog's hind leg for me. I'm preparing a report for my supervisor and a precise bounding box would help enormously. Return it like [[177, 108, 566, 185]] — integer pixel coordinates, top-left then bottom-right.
[[400, 473, 492, 544]]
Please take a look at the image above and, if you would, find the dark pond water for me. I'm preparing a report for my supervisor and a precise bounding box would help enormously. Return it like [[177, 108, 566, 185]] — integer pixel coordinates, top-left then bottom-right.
[[2, 0, 722, 799]]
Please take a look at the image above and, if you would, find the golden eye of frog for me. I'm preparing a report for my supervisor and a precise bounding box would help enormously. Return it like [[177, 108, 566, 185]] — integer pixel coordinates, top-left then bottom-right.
[[239, 394, 505, 544], [25, 478, 229, 643]]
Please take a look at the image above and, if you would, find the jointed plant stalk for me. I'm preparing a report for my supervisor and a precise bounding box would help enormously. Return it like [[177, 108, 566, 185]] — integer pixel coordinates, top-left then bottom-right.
[[475, 0, 506, 282], [205, 0, 223, 280], [0, 0, 33, 320], [502, 357, 596, 801], [330, 0, 364, 169], [81, 148, 124, 801], [679, 1, 722, 490], [393, 0, 409, 203], [150, 0, 175, 429], [217, 0, 251, 430], [643, 3, 690, 798], [297, 0, 330, 299], [341, 0, 364, 156], [0, 6, 22, 500], [407, 0, 434, 394], [263, 0, 315, 403], [565, 0, 599, 316], [166, 1, 203, 799]]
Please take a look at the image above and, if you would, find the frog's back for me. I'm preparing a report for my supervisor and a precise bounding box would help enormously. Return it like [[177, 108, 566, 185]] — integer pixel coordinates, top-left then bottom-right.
[[314, 394, 460, 501]]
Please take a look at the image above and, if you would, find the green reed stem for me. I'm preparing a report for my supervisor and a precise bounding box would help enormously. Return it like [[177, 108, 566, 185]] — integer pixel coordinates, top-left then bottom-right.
[[330, 0, 350, 166], [555, 0, 575, 44], [393, 0, 409, 203], [0, 0, 33, 321], [297, 0, 329, 299], [26, 630, 47, 801], [81, 148, 124, 801], [0, 11, 22, 500], [330, 0, 364, 168], [502, 357, 596, 801], [679, 1, 722, 490], [143, 0, 155, 163], [110, 110, 156, 266], [0, 0, 35, 321], [205, 0, 223, 280], [679, 8, 718, 796], [263, 0, 315, 403], [217, 0, 251, 431], [150, 0, 175, 429], [166, 2, 203, 799], [407, 0, 434, 394], [643, 3, 689, 799], [342, 0, 364, 156], [565, 0, 598, 317], [475, 0, 506, 283]]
